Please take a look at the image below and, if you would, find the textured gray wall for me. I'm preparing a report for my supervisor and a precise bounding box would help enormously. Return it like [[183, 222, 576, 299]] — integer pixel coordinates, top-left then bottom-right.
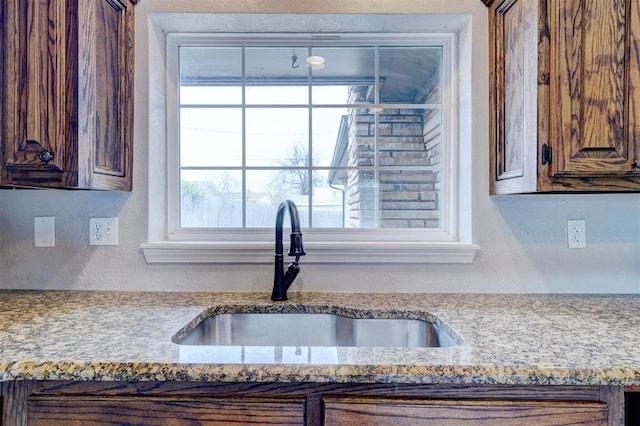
[[0, 0, 638, 293]]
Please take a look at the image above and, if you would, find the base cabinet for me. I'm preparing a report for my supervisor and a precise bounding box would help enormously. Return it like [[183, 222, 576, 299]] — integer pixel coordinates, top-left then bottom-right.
[[0, 381, 626, 425]]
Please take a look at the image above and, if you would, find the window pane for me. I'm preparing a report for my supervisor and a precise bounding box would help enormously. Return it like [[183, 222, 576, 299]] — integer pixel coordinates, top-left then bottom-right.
[[180, 47, 242, 105], [312, 170, 347, 228], [379, 46, 442, 104], [180, 170, 242, 228], [310, 47, 375, 105], [379, 169, 439, 229], [246, 108, 309, 167], [311, 85, 352, 105], [312, 107, 348, 167], [378, 107, 440, 167], [246, 47, 308, 104], [246, 170, 310, 228], [246, 86, 309, 105], [345, 107, 375, 167], [180, 108, 242, 167], [345, 170, 378, 228]]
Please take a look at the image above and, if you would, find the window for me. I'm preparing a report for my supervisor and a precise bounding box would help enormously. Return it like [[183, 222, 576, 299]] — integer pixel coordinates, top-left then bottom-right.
[[142, 14, 477, 264], [174, 34, 446, 231]]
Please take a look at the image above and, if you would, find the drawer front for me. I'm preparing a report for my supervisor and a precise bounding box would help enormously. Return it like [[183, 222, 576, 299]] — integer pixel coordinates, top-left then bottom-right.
[[323, 397, 608, 425], [28, 397, 305, 425]]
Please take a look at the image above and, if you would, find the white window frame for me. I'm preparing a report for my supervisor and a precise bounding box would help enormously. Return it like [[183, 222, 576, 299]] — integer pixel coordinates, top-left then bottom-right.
[[141, 14, 479, 265]]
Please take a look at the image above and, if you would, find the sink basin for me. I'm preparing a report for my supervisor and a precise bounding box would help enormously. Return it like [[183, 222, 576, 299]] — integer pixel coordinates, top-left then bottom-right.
[[174, 312, 459, 348]]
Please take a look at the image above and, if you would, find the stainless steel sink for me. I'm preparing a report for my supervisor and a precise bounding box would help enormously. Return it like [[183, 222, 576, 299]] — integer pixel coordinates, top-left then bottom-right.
[[175, 312, 459, 348]]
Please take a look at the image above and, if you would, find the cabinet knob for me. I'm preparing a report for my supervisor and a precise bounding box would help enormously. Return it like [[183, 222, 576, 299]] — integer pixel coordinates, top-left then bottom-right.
[[633, 160, 640, 169], [38, 151, 54, 162]]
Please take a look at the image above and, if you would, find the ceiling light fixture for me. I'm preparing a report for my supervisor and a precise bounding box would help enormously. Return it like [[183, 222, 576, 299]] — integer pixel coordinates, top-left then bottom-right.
[[306, 55, 325, 70]]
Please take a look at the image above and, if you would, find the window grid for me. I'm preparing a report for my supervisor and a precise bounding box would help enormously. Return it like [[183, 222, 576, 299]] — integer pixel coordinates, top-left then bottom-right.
[[176, 37, 445, 231]]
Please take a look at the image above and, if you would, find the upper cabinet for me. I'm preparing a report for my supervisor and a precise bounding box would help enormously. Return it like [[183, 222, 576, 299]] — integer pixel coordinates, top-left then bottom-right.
[[0, 0, 138, 190], [486, 0, 640, 193]]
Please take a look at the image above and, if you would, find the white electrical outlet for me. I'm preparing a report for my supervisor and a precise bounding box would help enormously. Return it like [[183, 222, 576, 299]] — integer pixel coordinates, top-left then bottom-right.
[[567, 219, 586, 249], [34, 216, 55, 247], [90, 218, 119, 246]]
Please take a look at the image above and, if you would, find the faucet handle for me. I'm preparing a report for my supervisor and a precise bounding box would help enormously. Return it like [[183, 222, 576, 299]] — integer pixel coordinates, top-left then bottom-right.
[[288, 231, 306, 257]]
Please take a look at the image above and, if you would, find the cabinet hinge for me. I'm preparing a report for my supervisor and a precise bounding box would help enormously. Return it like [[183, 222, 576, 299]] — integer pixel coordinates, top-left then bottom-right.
[[541, 144, 552, 165]]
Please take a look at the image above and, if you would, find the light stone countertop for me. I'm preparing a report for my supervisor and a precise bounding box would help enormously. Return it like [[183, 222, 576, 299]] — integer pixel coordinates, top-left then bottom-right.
[[0, 290, 639, 385]]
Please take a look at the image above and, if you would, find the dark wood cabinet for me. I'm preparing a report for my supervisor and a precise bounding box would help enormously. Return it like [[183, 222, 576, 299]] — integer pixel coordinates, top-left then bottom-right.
[[487, 0, 640, 193], [324, 397, 609, 425], [0, 381, 626, 425], [0, 0, 137, 190], [28, 397, 305, 425], [625, 390, 640, 424]]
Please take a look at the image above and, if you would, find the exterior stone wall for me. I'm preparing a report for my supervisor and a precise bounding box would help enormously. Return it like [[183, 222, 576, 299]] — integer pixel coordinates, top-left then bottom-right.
[[345, 85, 441, 228]]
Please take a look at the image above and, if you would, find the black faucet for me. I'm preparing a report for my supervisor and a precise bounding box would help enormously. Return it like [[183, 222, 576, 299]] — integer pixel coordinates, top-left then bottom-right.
[[271, 199, 306, 301]]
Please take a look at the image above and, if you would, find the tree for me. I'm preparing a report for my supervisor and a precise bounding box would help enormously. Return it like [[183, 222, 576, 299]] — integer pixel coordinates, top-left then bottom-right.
[[271, 143, 322, 200]]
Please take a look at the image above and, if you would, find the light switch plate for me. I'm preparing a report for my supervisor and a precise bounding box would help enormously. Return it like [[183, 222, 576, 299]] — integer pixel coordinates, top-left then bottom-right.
[[90, 218, 119, 246], [34, 216, 55, 247]]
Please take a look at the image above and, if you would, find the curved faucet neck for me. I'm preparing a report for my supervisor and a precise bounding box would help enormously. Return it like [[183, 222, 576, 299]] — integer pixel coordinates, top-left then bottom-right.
[[275, 199, 302, 256], [272, 199, 305, 301]]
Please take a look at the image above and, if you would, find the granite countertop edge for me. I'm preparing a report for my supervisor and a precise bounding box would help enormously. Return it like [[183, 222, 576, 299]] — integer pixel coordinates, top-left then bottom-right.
[[0, 290, 639, 386], [3, 362, 639, 386]]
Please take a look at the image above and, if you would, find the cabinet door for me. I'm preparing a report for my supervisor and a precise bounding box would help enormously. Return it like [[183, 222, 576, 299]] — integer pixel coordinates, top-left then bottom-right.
[[0, 0, 135, 189], [550, 0, 640, 179], [489, 0, 549, 194], [489, 0, 640, 193], [323, 397, 609, 426], [1, 0, 73, 184], [77, 0, 135, 190], [27, 397, 305, 425]]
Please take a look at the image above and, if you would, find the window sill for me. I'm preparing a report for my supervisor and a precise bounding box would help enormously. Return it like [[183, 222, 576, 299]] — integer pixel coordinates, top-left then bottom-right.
[[139, 241, 479, 264]]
